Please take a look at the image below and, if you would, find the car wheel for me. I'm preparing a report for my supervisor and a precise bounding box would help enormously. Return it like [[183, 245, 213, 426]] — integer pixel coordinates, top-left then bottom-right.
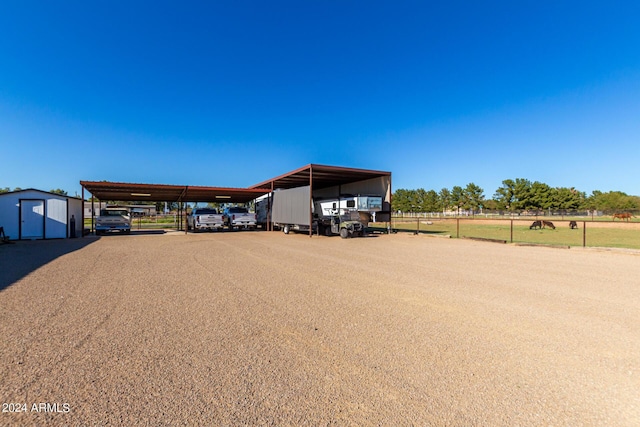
[[283, 225, 290, 234], [340, 228, 349, 239]]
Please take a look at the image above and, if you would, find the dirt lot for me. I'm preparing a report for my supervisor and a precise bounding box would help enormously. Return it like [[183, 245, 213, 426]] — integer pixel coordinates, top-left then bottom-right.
[[1, 231, 639, 425]]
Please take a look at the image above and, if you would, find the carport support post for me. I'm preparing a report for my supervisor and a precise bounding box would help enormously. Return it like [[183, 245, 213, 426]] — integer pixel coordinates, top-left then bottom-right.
[[269, 182, 274, 232], [309, 165, 313, 238], [81, 186, 85, 237], [91, 196, 95, 235]]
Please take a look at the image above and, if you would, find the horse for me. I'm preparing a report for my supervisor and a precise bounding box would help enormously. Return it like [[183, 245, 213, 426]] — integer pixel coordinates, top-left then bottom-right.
[[612, 213, 633, 221], [529, 220, 542, 230], [569, 221, 578, 229], [542, 221, 556, 229]]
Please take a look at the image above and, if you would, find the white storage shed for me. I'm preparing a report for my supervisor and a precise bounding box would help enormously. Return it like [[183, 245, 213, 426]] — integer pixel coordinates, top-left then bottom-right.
[[0, 189, 84, 240]]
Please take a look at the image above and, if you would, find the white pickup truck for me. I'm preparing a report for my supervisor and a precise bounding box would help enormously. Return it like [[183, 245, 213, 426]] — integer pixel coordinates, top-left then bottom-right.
[[95, 208, 131, 235], [188, 208, 225, 232], [223, 206, 257, 230]]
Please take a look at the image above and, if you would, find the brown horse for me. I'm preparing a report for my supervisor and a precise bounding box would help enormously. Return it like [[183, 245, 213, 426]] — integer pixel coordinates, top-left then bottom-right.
[[542, 221, 556, 229], [612, 213, 633, 221]]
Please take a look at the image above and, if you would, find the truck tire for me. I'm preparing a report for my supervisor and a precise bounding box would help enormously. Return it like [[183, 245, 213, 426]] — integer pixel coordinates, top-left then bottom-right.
[[283, 225, 290, 234], [340, 228, 349, 239]]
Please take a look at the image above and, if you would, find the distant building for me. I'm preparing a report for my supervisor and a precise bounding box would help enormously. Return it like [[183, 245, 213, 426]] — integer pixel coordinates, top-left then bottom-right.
[[84, 202, 157, 217]]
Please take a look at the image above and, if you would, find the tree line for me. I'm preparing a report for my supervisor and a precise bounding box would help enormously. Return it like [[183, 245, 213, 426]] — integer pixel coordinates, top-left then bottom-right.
[[392, 179, 640, 214], [3, 183, 638, 214]]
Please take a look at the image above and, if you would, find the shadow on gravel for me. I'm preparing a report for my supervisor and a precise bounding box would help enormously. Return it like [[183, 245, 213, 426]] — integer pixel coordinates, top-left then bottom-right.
[[0, 237, 99, 292], [128, 230, 167, 235]]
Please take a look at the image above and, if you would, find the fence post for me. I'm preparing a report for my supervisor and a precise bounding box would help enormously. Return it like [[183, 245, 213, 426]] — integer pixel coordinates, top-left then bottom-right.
[[456, 218, 459, 238], [510, 219, 513, 243], [583, 221, 586, 247]]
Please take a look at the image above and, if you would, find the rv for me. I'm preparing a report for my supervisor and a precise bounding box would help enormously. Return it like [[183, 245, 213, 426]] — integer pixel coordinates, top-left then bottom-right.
[[257, 190, 383, 238]]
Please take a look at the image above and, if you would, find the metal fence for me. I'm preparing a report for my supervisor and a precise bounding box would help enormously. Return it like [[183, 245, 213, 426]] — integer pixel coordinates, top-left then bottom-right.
[[375, 215, 640, 250], [84, 214, 181, 232], [393, 210, 639, 219]]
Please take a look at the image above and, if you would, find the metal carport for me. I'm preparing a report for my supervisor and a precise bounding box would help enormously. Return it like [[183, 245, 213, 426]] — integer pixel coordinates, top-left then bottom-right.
[[250, 164, 392, 236], [80, 164, 391, 237], [79, 181, 269, 234]]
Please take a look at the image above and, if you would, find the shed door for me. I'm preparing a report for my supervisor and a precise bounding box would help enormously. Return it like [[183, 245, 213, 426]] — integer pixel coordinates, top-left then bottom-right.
[[21, 200, 45, 239]]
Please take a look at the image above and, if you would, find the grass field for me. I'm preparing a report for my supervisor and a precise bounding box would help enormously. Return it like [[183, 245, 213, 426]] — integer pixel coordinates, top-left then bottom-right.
[[370, 218, 640, 250]]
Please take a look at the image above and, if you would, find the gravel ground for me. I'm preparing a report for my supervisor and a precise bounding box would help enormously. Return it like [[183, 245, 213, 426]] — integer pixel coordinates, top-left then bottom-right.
[[1, 231, 639, 426]]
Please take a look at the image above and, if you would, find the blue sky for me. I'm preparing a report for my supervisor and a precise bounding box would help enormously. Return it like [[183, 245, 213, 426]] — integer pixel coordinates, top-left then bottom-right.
[[1, 1, 639, 198]]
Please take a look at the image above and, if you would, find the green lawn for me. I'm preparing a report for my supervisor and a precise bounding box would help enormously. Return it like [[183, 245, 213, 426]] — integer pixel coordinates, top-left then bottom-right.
[[370, 218, 640, 250]]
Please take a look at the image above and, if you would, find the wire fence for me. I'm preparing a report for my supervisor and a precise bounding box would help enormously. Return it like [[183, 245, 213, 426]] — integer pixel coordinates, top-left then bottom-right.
[[372, 215, 640, 250], [84, 214, 181, 232], [393, 209, 640, 220]]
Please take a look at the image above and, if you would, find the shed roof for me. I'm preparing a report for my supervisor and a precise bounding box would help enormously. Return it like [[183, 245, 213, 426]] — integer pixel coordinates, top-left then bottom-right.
[[0, 188, 82, 200], [79, 181, 269, 203], [250, 164, 391, 191]]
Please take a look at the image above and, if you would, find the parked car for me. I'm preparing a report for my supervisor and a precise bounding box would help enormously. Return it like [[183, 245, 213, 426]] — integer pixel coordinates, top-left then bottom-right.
[[95, 208, 131, 235], [223, 206, 257, 230], [188, 208, 225, 232]]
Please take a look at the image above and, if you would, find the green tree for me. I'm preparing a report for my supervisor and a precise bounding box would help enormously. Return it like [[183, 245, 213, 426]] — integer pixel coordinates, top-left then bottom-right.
[[529, 181, 552, 212], [512, 178, 532, 211], [493, 179, 516, 211], [155, 201, 179, 213], [414, 189, 427, 212], [483, 198, 499, 211], [552, 187, 585, 211], [423, 189, 440, 213], [50, 188, 68, 196], [588, 191, 638, 212], [438, 188, 451, 213], [392, 189, 415, 213], [463, 183, 485, 213], [451, 186, 464, 215]]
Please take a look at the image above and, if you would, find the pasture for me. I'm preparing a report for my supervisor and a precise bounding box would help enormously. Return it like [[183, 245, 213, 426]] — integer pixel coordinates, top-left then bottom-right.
[[377, 217, 640, 249]]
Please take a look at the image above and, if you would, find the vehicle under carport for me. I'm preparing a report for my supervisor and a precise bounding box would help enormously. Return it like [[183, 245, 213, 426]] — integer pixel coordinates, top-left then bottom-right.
[[249, 164, 392, 237], [81, 164, 392, 238], [79, 181, 269, 235]]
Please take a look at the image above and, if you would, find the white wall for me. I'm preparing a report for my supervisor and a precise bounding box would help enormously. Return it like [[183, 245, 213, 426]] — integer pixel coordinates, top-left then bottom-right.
[[312, 176, 392, 221], [46, 198, 67, 238], [0, 190, 83, 239], [0, 192, 21, 239]]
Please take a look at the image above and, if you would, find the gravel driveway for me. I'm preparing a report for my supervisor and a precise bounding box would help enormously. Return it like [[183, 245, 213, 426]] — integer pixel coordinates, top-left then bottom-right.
[[1, 231, 639, 425]]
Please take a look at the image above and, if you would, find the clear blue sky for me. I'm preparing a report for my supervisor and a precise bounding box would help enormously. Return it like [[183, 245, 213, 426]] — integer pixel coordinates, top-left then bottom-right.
[[2, 1, 639, 198]]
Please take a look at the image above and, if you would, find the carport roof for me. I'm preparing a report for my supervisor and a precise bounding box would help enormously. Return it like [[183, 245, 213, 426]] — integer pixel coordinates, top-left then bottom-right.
[[250, 164, 391, 190], [81, 164, 390, 202], [79, 181, 269, 203]]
